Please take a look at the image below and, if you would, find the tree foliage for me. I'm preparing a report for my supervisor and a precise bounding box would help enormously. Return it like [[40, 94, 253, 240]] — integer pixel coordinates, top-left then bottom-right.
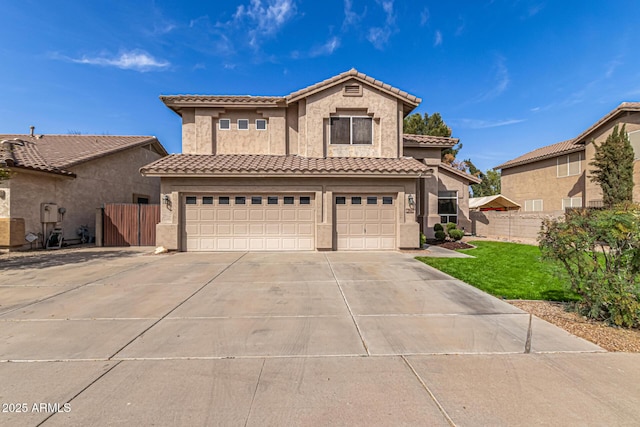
[[0, 167, 10, 182], [539, 204, 640, 327], [404, 112, 462, 165], [589, 125, 634, 207], [466, 160, 501, 197]]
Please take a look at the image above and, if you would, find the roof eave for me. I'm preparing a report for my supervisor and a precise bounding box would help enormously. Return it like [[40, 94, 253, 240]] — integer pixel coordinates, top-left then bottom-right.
[[496, 145, 585, 170], [140, 171, 431, 179]]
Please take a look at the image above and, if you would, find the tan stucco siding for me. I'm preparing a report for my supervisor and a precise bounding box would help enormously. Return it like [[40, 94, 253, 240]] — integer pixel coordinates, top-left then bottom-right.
[[8, 146, 162, 246], [501, 155, 584, 211], [214, 109, 287, 155], [303, 81, 400, 158], [583, 114, 640, 204]]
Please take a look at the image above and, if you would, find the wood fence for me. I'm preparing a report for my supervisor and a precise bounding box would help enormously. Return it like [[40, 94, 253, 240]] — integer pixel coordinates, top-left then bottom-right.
[[102, 203, 160, 246]]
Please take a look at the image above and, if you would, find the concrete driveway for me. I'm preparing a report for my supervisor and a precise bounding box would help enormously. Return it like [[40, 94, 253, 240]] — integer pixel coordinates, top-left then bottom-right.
[[1, 249, 638, 426]]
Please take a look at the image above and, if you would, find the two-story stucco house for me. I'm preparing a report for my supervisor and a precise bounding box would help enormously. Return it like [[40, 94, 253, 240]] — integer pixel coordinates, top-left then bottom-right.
[[141, 69, 479, 252], [497, 102, 640, 211]]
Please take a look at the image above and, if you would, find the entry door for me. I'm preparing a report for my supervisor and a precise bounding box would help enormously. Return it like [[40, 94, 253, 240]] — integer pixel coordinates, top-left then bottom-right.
[[335, 195, 396, 250]]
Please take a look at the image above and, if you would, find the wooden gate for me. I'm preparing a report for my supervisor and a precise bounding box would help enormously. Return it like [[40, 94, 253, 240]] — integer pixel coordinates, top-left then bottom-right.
[[102, 204, 160, 246]]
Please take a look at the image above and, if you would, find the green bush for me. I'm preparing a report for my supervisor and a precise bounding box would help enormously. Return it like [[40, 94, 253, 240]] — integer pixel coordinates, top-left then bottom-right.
[[539, 204, 640, 327], [446, 222, 458, 233], [434, 223, 444, 232], [448, 229, 464, 241], [420, 232, 427, 245], [434, 230, 446, 241]]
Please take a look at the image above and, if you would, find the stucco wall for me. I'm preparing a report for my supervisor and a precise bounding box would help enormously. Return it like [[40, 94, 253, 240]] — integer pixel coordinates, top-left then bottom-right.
[[471, 210, 564, 244], [501, 154, 585, 211], [583, 113, 640, 205], [8, 146, 162, 247]]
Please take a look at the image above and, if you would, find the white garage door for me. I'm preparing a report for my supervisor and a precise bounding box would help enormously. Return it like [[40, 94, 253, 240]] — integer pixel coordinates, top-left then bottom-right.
[[335, 195, 396, 250], [183, 194, 315, 251]]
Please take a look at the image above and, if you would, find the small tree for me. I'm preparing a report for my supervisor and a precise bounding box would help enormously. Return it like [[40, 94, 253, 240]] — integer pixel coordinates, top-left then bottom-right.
[[589, 125, 634, 207]]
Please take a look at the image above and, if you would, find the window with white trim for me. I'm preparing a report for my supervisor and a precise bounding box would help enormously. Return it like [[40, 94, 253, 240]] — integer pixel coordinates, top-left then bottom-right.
[[557, 152, 581, 177], [330, 117, 373, 145], [524, 199, 543, 212], [238, 119, 249, 130], [629, 130, 640, 160], [438, 191, 458, 224], [219, 119, 230, 130], [256, 119, 267, 130], [562, 197, 582, 209]]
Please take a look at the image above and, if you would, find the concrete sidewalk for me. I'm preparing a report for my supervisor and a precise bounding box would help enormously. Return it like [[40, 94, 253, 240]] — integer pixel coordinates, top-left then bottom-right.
[[0, 249, 637, 426]]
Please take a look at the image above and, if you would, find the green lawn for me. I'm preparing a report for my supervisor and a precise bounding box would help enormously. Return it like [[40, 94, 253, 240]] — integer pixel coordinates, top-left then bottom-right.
[[416, 241, 579, 301]]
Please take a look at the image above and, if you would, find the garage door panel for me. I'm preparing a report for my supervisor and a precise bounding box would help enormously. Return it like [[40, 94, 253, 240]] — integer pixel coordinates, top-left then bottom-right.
[[336, 195, 396, 250], [184, 195, 315, 251]]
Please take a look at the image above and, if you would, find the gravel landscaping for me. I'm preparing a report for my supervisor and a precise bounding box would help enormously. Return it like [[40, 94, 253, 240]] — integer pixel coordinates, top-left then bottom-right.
[[509, 300, 640, 352]]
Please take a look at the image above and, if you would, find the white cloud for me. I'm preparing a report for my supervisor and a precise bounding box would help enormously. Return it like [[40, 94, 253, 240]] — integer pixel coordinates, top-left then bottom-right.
[[70, 50, 170, 72], [343, 0, 364, 28], [367, 0, 396, 50], [420, 7, 429, 26], [310, 36, 341, 57], [434, 30, 443, 47], [469, 55, 510, 103], [455, 118, 525, 129], [233, 0, 297, 47]]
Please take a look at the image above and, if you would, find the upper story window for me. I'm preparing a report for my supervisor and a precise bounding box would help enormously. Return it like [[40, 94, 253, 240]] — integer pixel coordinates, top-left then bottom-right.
[[219, 119, 230, 130], [256, 119, 267, 130], [330, 117, 373, 145], [557, 152, 581, 177], [629, 130, 640, 160], [238, 119, 249, 130]]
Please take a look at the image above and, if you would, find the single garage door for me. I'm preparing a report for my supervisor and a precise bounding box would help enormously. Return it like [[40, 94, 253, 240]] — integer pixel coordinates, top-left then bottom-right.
[[183, 194, 315, 251], [335, 195, 396, 250]]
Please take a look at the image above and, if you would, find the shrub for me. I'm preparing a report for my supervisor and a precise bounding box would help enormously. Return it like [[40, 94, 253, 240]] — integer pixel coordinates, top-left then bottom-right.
[[539, 204, 640, 327], [434, 230, 446, 241], [434, 223, 444, 232], [446, 222, 458, 233], [448, 229, 464, 241], [420, 232, 427, 246]]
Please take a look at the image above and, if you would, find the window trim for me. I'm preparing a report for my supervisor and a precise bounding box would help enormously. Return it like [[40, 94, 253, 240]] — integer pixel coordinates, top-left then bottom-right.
[[557, 153, 582, 178], [330, 116, 373, 145], [524, 199, 544, 212], [562, 197, 582, 209], [237, 119, 249, 131], [438, 191, 458, 224], [219, 119, 231, 130], [256, 119, 267, 131]]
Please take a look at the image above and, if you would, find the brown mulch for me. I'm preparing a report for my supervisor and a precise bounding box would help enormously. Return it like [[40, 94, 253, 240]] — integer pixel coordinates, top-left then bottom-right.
[[436, 241, 474, 250], [508, 300, 640, 352]]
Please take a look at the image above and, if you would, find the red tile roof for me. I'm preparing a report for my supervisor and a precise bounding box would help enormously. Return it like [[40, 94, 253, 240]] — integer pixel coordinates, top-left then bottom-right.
[[0, 134, 166, 177], [495, 140, 582, 170], [140, 154, 431, 177]]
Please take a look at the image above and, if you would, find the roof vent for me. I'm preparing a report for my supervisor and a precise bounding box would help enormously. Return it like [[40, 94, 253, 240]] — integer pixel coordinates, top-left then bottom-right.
[[30, 126, 35, 137], [343, 84, 362, 97]]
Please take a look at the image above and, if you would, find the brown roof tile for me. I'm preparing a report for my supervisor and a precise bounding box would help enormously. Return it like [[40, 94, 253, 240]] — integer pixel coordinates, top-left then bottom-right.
[[140, 154, 431, 177], [0, 134, 166, 176], [403, 134, 459, 147], [495, 139, 583, 170], [286, 69, 421, 107], [439, 162, 482, 184], [572, 102, 640, 144]]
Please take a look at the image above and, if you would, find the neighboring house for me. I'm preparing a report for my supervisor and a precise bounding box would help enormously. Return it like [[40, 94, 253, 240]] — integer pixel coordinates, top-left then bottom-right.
[[0, 133, 167, 249], [497, 102, 640, 211], [141, 69, 480, 252]]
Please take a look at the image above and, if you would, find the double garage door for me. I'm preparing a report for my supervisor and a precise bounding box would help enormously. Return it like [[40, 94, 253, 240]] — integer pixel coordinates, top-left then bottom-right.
[[183, 194, 315, 251], [183, 193, 397, 251]]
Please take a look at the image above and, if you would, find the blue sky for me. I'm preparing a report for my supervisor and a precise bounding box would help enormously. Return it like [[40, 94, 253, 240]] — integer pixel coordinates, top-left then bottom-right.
[[2, 0, 639, 171]]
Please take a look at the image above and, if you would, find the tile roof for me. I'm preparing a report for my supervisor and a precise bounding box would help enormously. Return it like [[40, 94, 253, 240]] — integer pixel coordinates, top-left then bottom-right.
[[495, 139, 583, 170], [439, 162, 482, 184], [403, 134, 459, 147], [286, 68, 421, 107], [140, 154, 431, 177], [572, 102, 640, 144], [160, 95, 285, 113], [0, 134, 166, 177]]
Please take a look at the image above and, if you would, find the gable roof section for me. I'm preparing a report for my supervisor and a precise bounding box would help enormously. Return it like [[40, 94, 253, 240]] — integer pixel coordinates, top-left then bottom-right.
[[572, 102, 640, 144], [140, 154, 431, 177], [287, 68, 421, 111], [439, 162, 482, 184], [0, 134, 167, 177], [403, 134, 458, 148], [495, 139, 582, 170], [160, 95, 286, 115]]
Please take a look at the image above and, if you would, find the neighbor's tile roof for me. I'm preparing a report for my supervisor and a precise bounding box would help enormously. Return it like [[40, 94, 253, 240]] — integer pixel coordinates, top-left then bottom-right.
[[572, 102, 640, 144], [403, 134, 459, 147], [495, 139, 583, 170], [287, 68, 421, 106], [140, 154, 431, 176], [0, 134, 165, 177]]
